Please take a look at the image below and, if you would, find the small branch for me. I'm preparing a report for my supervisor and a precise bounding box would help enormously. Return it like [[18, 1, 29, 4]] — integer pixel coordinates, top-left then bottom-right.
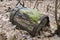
[[36, 1, 39, 10], [29, 0, 31, 8], [55, 0, 59, 26], [22, 0, 25, 7], [33, 0, 38, 9], [16, 0, 25, 7], [46, 5, 49, 12]]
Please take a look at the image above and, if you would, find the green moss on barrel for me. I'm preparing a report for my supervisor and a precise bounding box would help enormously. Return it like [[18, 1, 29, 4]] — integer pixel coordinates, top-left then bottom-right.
[[19, 8, 43, 23]]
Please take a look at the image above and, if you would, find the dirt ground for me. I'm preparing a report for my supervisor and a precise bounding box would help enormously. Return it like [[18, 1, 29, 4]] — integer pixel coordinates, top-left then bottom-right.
[[0, 0, 60, 40]]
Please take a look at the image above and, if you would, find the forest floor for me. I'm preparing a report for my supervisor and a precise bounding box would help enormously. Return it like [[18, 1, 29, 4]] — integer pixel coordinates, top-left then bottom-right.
[[0, 0, 60, 40]]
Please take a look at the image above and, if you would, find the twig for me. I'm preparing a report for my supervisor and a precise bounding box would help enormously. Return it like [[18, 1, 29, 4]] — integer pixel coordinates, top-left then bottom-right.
[[33, 0, 38, 9], [16, 0, 25, 7], [46, 4, 49, 12], [55, 0, 59, 26]]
